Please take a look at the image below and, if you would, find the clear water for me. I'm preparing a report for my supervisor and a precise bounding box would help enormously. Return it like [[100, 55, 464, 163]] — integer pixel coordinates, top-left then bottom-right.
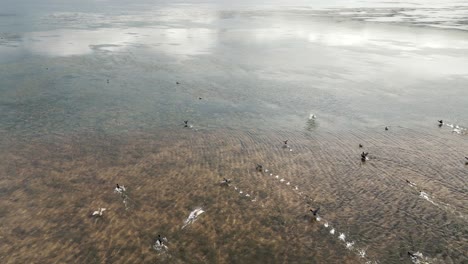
[[0, 1, 467, 263]]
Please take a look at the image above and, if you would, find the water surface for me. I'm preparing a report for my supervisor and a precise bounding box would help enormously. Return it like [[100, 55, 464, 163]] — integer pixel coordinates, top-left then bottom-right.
[[0, 0, 467, 263]]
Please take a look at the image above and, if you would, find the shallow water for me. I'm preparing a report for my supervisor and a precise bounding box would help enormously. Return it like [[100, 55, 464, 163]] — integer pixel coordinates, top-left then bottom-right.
[[0, 1, 467, 263]]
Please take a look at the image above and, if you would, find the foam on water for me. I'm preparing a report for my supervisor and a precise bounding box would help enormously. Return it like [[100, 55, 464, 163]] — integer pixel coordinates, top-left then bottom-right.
[[445, 123, 467, 135], [182, 208, 205, 229], [153, 237, 169, 252], [410, 251, 432, 264], [339, 233, 346, 241]]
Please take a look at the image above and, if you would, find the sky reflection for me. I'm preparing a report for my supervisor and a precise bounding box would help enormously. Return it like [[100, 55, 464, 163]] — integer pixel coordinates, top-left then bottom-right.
[[1, 5, 466, 61], [21, 27, 216, 57]]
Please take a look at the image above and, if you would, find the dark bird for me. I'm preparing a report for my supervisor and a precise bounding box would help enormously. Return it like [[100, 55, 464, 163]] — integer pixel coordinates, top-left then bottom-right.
[[221, 178, 231, 185], [256, 164, 263, 172], [310, 207, 320, 216], [283, 140, 288, 145], [157, 235, 163, 244], [438, 120, 443, 124], [385, 126, 389, 131], [183, 120, 188, 127], [199, 97, 202, 100], [359, 144, 363, 148], [361, 152, 369, 161], [176, 82, 180, 85]]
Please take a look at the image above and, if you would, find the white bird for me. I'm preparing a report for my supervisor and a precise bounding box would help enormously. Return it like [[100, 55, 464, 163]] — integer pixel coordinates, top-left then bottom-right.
[[309, 114, 316, 120], [92, 208, 106, 216]]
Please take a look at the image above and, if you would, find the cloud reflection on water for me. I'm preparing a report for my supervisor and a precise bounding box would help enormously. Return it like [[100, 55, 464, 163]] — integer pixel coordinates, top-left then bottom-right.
[[21, 27, 217, 57]]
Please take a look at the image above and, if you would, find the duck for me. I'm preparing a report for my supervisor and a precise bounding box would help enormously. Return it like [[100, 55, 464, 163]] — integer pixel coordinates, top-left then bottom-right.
[[361, 152, 369, 161], [310, 207, 320, 216], [256, 164, 263, 172]]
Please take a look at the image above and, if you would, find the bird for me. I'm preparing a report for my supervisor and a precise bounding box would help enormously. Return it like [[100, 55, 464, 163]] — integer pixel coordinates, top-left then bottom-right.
[[157, 234, 164, 245], [309, 114, 316, 120], [359, 144, 363, 148], [438, 120, 443, 124], [310, 207, 320, 216], [283, 140, 288, 145], [256, 164, 263, 172], [385, 126, 389, 131], [115, 184, 126, 193], [361, 152, 369, 161], [183, 120, 188, 127], [199, 97, 202, 100], [176, 81, 180, 85], [220, 178, 231, 185], [92, 208, 106, 217]]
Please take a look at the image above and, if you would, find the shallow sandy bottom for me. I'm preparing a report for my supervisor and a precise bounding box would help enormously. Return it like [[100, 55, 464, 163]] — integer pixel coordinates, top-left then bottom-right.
[[0, 126, 466, 264]]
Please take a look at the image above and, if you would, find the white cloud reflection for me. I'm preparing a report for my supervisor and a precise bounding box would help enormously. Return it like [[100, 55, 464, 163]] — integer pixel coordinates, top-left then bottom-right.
[[21, 27, 217, 57]]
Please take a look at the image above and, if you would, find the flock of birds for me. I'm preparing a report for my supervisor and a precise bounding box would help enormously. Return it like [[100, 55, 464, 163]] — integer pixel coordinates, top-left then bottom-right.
[[88, 92, 466, 263]]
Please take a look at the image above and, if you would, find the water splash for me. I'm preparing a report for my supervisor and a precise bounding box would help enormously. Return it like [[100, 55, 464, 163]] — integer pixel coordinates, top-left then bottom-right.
[[339, 233, 346, 241], [91, 208, 106, 216], [420, 191, 438, 206], [409, 251, 432, 264], [114, 185, 131, 210], [182, 208, 205, 229], [153, 237, 169, 252], [358, 249, 367, 258], [446, 123, 467, 135]]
